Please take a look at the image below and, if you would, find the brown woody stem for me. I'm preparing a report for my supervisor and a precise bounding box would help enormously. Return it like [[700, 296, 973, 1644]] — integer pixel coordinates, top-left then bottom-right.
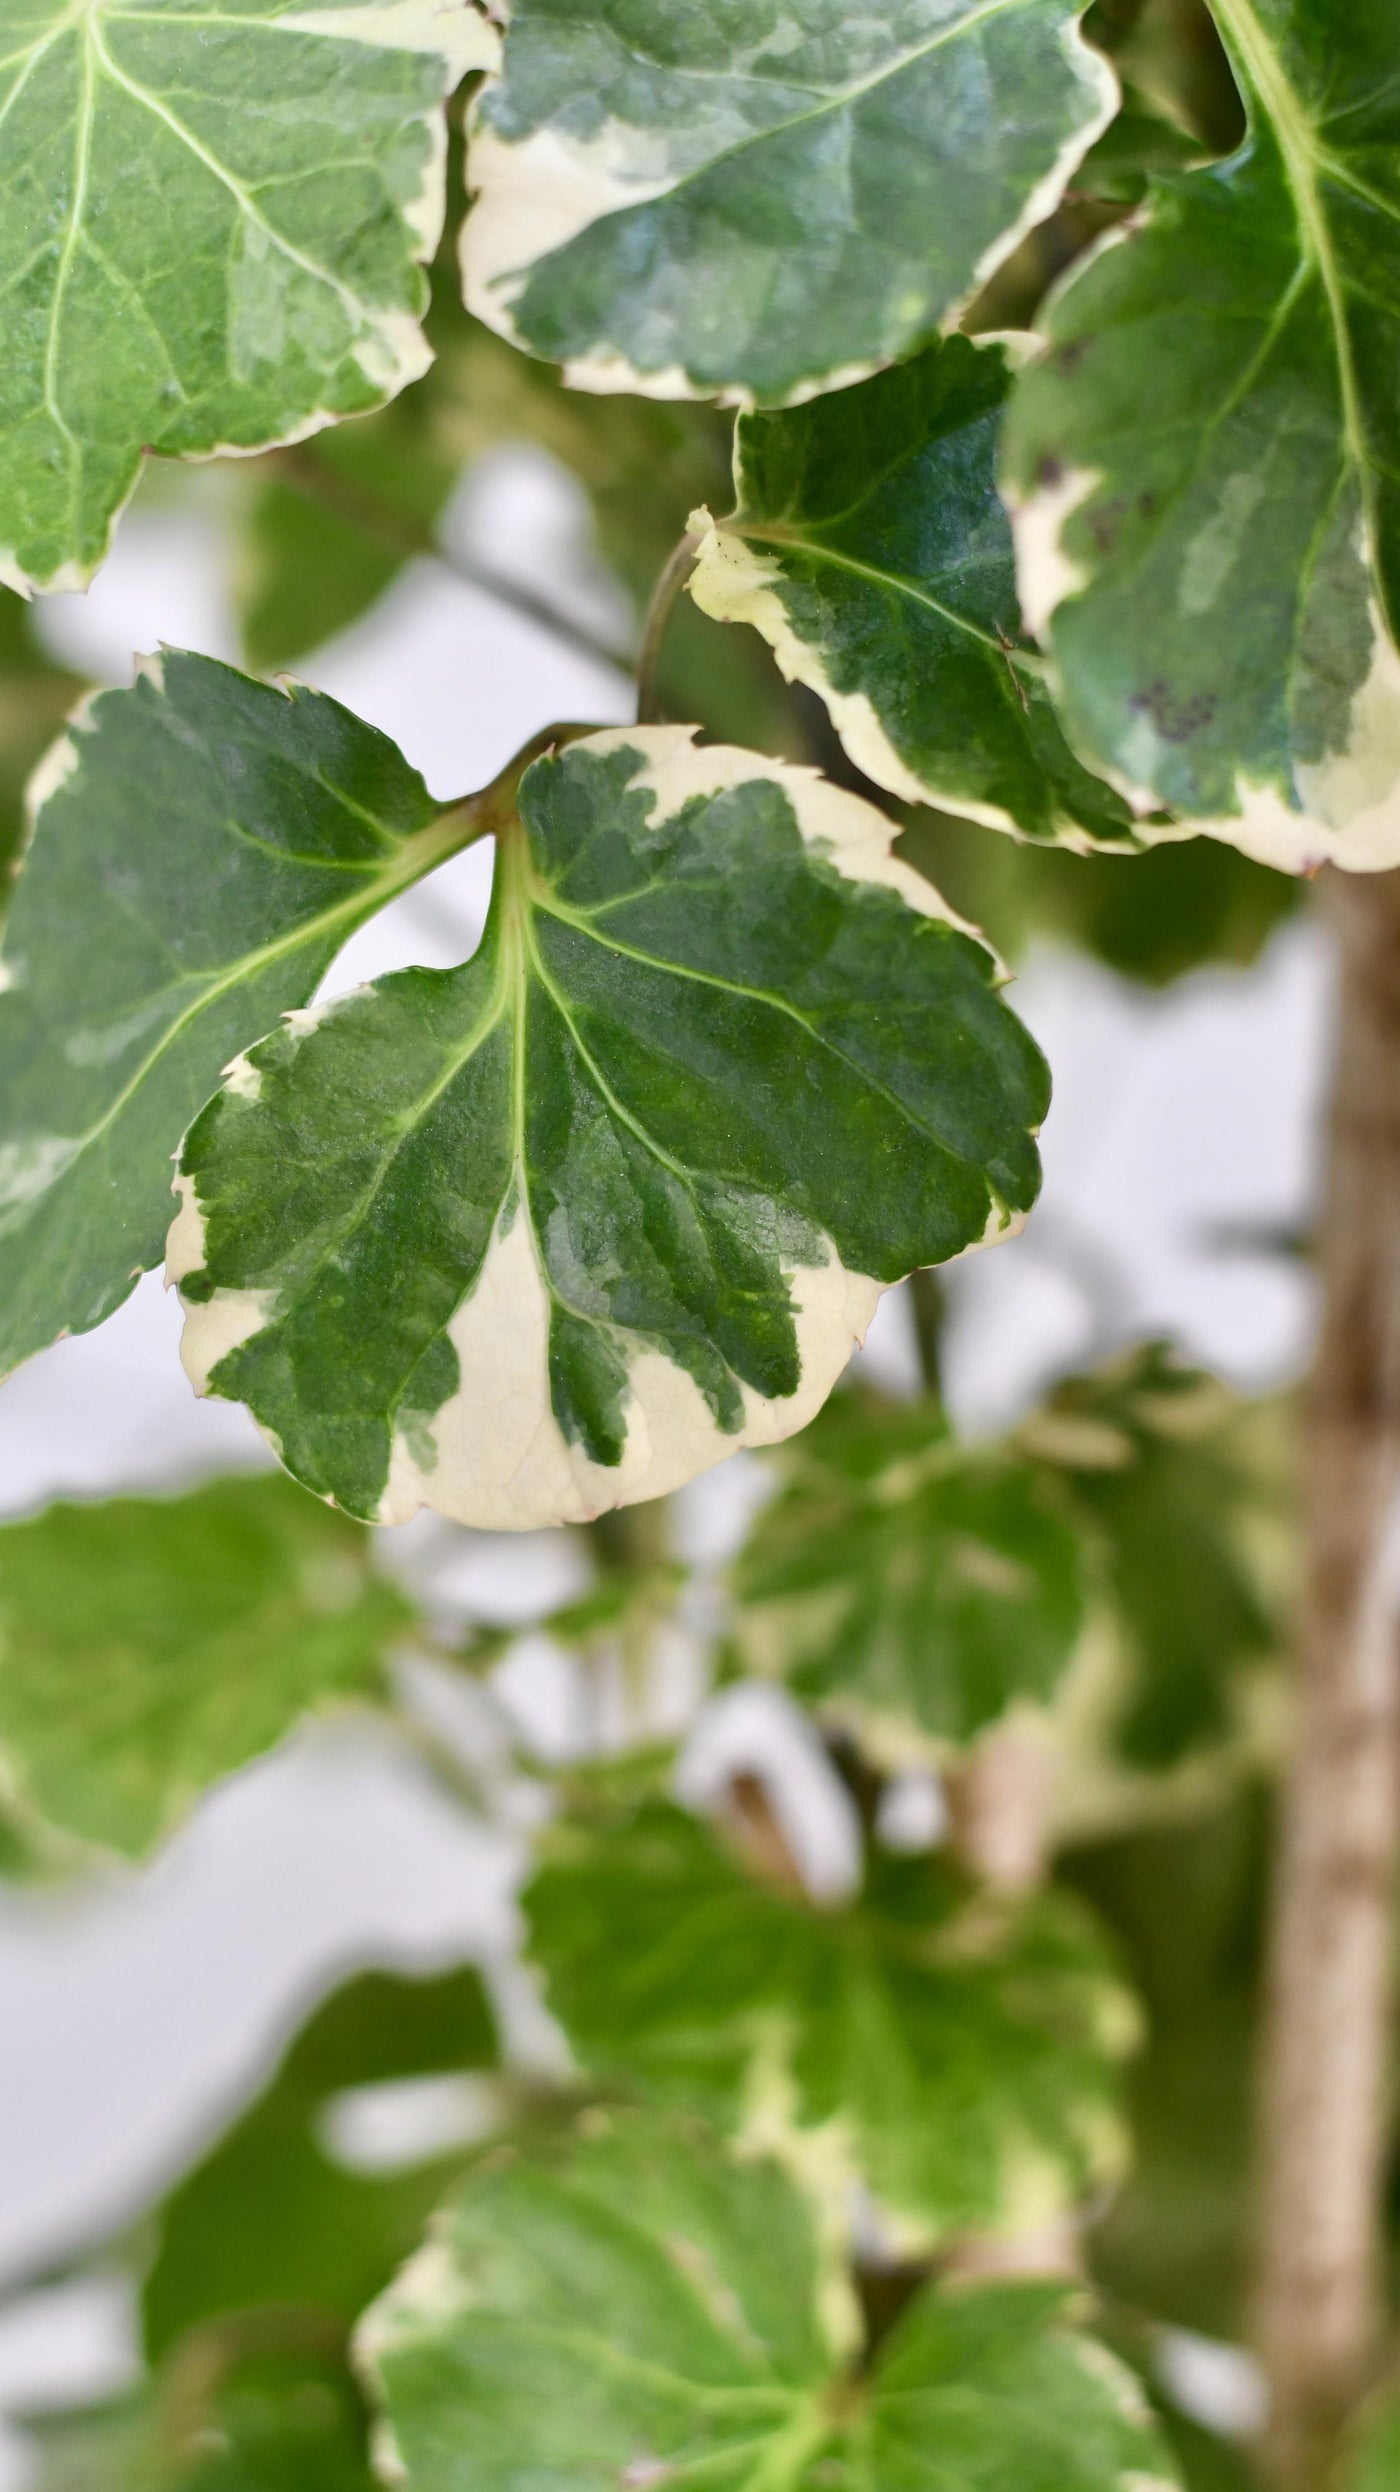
[[1256, 866, 1400, 2491]]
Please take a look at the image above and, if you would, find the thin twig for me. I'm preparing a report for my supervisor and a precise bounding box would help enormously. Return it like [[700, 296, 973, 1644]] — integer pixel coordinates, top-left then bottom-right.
[[635, 530, 700, 725], [269, 446, 636, 678]]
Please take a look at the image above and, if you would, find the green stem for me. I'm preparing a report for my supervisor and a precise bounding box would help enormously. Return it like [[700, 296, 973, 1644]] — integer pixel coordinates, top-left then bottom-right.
[[635, 531, 701, 725], [907, 1265, 946, 1409]]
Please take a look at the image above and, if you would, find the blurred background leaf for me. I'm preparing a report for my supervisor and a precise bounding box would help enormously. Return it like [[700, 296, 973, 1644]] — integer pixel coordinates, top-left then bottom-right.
[[0, 1477, 414, 1857]]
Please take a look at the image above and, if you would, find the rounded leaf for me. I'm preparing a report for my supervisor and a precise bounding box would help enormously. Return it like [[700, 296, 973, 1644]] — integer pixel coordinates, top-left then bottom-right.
[[0, 0, 493, 593], [462, 1, 1117, 407], [170, 728, 1047, 1531]]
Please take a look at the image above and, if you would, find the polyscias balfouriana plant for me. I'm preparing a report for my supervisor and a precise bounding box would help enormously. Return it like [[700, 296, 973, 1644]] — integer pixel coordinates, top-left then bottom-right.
[[0, 4, 1396, 2490]]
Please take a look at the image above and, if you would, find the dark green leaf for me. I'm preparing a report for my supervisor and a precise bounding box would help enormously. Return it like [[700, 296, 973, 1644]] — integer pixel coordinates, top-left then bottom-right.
[[362, 2108, 1180, 2492], [525, 1800, 1130, 2245], [28, 2342, 377, 2492], [732, 1389, 1086, 1745], [237, 397, 460, 674], [691, 338, 1141, 848], [0, 650, 474, 1380], [146, 1963, 498, 2360], [171, 729, 1047, 1531], [0, 1473, 412, 1854], [1063, 1790, 1267, 2342], [898, 801, 1298, 987], [462, 2, 1117, 406], [1003, 0, 1400, 869], [0, 591, 86, 881]]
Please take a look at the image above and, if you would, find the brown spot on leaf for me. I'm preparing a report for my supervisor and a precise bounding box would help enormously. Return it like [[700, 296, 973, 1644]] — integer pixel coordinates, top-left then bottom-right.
[[1088, 496, 1126, 555], [1131, 679, 1218, 743]]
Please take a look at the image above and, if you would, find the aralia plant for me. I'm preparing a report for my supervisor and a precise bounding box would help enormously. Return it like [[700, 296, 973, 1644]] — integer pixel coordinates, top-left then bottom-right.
[[0, 5, 1396, 2491]]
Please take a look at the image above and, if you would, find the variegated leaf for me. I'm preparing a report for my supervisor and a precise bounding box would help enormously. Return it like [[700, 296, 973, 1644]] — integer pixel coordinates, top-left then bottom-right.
[[1002, 0, 1400, 871], [362, 2109, 1179, 2492], [689, 337, 1143, 846], [524, 1800, 1131, 2245], [0, 651, 474, 1380], [171, 727, 1046, 1531], [0, 0, 491, 594], [461, 1, 1117, 407]]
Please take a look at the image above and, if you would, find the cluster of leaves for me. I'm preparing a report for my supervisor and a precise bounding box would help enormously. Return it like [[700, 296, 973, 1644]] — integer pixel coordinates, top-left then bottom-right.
[[0, 1331, 1282, 2487], [1, 0, 1395, 2486], [730, 1346, 1277, 1771]]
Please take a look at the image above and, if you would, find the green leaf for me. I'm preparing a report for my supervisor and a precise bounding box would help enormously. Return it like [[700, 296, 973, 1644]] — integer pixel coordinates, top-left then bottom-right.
[[525, 1800, 1130, 2245], [237, 393, 461, 674], [0, 591, 86, 880], [0, 649, 474, 1381], [409, 307, 738, 611], [690, 338, 1142, 848], [158, 2340, 378, 2492], [461, 2, 1118, 407], [1025, 1349, 1277, 1771], [170, 727, 1047, 1531], [0, 1472, 413, 1854], [26, 2403, 154, 2492], [29, 2346, 378, 2492], [0, 0, 492, 596], [145, 1962, 499, 2361], [898, 798, 1298, 989], [1002, 0, 1400, 871], [361, 2108, 1179, 2492], [1064, 1792, 1266, 2344], [1071, 86, 1211, 206], [1347, 2390, 1400, 2492], [732, 1389, 1086, 1745], [727, 1349, 1276, 1772], [31, 1967, 499, 2491]]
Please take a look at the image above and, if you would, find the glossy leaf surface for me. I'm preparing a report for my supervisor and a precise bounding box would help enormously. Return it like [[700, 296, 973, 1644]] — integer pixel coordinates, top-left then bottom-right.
[[172, 728, 1046, 1531], [525, 1800, 1129, 2244], [733, 1389, 1085, 1744], [0, 651, 469, 1381], [691, 339, 1140, 847], [462, 1, 1116, 406], [0, 0, 491, 595], [1003, 0, 1400, 870], [363, 2109, 1178, 2492], [0, 1473, 411, 1854]]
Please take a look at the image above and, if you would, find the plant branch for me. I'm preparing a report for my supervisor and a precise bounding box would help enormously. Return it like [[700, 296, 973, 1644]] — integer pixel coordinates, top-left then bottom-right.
[[635, 531, 700, 724], [451, 718, 598, 832], [1256, 866, 1400, 2492], [268, 445, 636, 678]]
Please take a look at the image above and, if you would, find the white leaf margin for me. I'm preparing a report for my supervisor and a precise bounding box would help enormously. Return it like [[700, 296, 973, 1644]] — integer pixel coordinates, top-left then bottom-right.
[[167, 728, 1030, 1533], [459, 6, 1118, 410], [1, 0, 498, 599]]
